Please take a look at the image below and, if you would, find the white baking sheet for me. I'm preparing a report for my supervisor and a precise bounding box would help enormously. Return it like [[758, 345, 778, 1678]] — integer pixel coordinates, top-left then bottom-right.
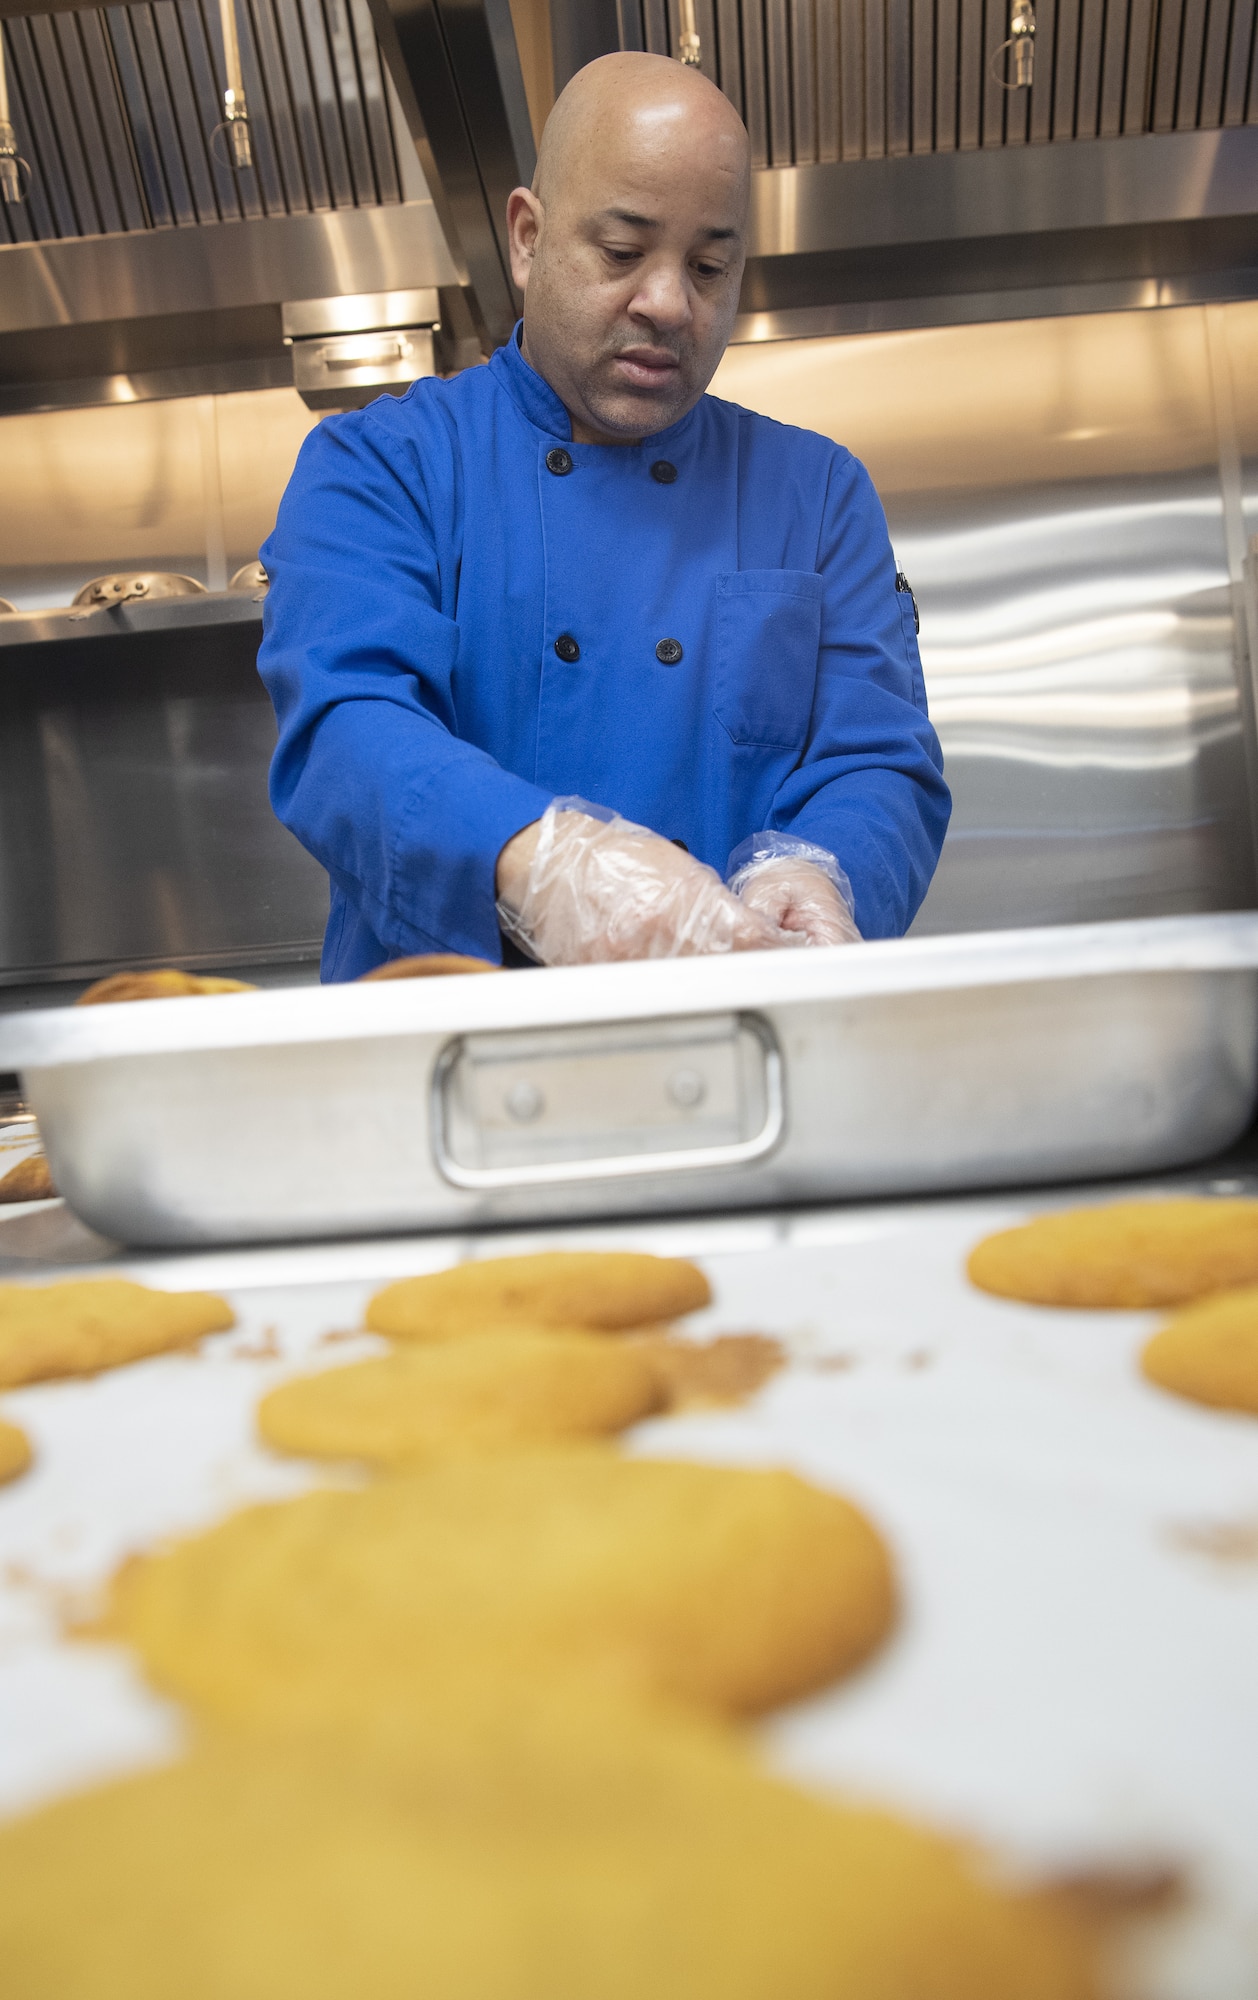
[[1, 1184, 1257, 1997]]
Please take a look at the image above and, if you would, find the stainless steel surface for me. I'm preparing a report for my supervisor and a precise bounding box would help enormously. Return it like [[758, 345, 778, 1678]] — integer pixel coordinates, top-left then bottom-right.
[[735, 127, 1258, 327], [5, 915, 1257, 1247], [0, 595, 326, 986], [366, 0, 533, 346], [70, 571, 206, 608], [228, 560, 268, 594], [0, 204, 456, 335], [713, 301, 1258, 935], [595, 0, 1258, 163], [0, 0, 418, 243], [0, 390, 319, 611], [283, 285, 440, 408], [432, 1012, 783, 1188], [289, 323, 435, 406], [280, 287, 440, 338]]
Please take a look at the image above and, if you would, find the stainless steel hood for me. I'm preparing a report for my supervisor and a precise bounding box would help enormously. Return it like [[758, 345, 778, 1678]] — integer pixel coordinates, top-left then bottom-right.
[[553, 0, 1258, 336], [0, 0, 532, 406]]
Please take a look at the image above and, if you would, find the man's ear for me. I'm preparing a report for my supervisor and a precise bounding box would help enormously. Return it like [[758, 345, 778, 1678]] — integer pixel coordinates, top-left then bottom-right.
[[506, 187, 543, 294]]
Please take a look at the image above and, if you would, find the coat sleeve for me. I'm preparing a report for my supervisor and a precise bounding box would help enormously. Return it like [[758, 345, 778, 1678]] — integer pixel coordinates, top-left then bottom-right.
[[765, 450, 951, 938], [257, 405, 552, 964]]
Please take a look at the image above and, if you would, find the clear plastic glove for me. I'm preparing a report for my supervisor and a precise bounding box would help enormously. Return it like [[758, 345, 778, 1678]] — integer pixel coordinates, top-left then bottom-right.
[[727, 835, 861, 946], [496, 800, 795, 965]]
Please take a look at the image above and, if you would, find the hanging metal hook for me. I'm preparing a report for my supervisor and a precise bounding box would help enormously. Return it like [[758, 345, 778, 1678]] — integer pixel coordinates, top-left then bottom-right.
[[677, 0, 702, 67], [215, 0, 252, 168], [0, 29, 33, 204], [989, 0, 1035, 89]]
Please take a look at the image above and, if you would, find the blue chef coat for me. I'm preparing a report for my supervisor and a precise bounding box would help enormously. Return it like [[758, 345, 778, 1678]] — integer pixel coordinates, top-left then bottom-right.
[[259, 326, 950, 980]]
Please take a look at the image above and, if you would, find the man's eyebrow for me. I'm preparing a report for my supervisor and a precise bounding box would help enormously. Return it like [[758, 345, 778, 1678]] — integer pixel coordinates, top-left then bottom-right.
[[596, 207, 740, 242]]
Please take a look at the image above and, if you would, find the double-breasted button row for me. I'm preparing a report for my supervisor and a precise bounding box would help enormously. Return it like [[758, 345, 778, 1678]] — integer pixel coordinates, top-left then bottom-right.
[[544, 447, 679, 484], [553, 634, 682, 666]]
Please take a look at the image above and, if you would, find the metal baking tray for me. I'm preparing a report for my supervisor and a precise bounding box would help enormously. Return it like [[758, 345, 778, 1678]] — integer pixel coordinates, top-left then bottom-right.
[[3, 913, 1258, 1249]]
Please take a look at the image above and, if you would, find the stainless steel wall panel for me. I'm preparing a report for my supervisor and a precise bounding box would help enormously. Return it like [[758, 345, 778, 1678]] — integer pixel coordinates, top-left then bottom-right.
[[885, 0, 911, 153], [743, 0, 771, 160], [348, 0, 399, 200], [863, 0, 885, 151], [295, 0, 355, 204], [1198, 0, 1231, 123], [105, 7, 177, 224], [934, 0, 958, 145], [1174, 0, 1208, 124], [152, 0, 224, 220], [245, 0, 312, 208], [910, 0, 932, 148], [1051, 0, 1080, 133], [838, 0, 863, 153], [764, 0, 794, 160], [1149, 0, 1183, 127], [715, 0, 744, 113], [7, 14, 84, 233], [322, 0, 378, 204], [641, 0, 668, 48], [273, 0, 332, 204], [1074, 0, 1104, 135], [791, 0, 818, 159], [1026, 0, 1055, 137], [956, 0, 983, 143], [53, 13, 134, 229], [1097, 0, 1127, 135], [815, 0, 840, 153], [126, 4, 199, 223], [28, 13, 106, 234]]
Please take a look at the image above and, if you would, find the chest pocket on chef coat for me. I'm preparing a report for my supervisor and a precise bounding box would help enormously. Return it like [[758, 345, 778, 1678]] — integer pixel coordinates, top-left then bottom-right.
[[714, 570, 824, 750]]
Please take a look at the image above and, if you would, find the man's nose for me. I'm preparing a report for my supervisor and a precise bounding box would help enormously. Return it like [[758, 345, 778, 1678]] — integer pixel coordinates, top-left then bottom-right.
[[629, 259, 693, 334]]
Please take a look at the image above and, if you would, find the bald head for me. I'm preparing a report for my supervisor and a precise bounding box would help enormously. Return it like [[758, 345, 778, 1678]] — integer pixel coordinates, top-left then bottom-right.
[[506, 54, 751, 445]]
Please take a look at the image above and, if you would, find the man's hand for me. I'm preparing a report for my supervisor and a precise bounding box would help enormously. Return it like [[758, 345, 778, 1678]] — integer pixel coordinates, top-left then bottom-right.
[[731, 855, 861, 946], [496, 804, 789, 964]]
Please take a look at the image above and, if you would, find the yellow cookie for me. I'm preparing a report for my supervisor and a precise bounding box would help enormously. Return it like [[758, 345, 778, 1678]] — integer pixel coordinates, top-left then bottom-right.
[[967, 1199, 1258, 1308], [257, 1332, 662, 1466], [0, 1280, 235, 1389], [0, 1415, 32, 1485], [367, 1251, 711, 1340], [1141, 1286, 1258, 1414], [0, 1708, 1095, 2000], [109, 1449, 896, 1726], [76, 970, 256, 1005], [357, 953, 499, 980], [0, 1154, 56, 1204]]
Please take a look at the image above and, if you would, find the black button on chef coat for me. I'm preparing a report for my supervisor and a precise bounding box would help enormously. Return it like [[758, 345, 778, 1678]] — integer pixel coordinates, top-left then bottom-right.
[[650, 460, 678, 484], [546, 447, 574, 476], [655, 637, 683, 665], [554, 633, 581, 662]]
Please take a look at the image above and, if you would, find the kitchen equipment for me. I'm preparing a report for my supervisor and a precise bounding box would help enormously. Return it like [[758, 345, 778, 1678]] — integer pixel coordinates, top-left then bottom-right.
[[70, 573, 207, 609], [229, 562, 268, 594], [4, 914, 1257, 1250]]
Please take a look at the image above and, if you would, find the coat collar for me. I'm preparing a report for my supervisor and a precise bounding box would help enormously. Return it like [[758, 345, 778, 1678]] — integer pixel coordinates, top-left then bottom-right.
[[489, 321, 705, 454]]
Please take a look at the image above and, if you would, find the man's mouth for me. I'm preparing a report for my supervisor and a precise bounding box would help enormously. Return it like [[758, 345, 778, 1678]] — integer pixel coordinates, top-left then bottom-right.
[[610, 347, 682, 391]]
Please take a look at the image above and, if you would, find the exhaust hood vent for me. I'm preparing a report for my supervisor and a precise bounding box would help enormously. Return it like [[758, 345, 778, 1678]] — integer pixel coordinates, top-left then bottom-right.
[[614, 0, 1258, 165], [0, 0, 425, 246]]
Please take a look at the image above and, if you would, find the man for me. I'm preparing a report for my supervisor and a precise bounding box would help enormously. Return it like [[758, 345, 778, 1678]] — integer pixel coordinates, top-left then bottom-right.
[[258, 53, 949, 977]]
